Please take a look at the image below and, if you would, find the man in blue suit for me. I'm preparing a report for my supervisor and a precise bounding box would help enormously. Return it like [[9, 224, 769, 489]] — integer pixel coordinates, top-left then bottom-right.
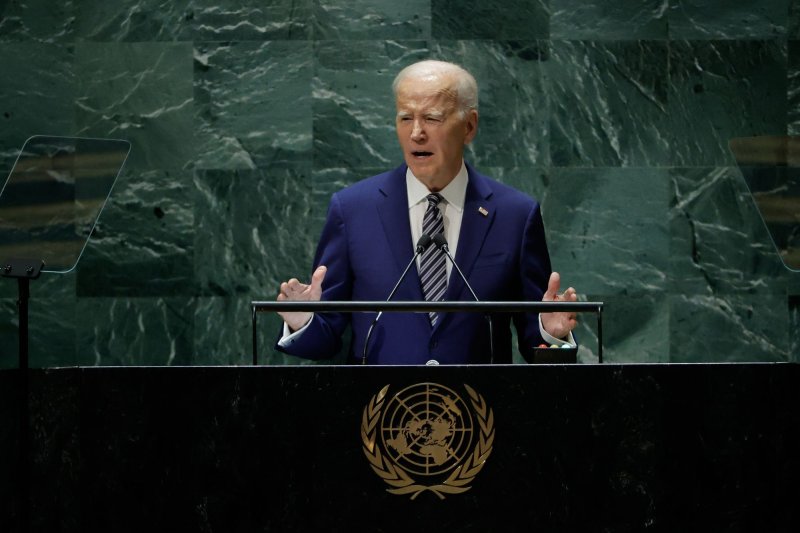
[[276, 60, 577, 364]]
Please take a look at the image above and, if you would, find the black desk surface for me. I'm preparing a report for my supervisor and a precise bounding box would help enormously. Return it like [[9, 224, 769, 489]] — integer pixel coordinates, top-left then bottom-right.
[[2, 363, 798, 532]]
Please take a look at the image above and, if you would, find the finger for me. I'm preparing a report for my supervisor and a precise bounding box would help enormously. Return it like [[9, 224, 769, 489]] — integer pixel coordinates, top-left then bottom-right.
[[309, 265, 328, 299], [544, 272, 561, 301]]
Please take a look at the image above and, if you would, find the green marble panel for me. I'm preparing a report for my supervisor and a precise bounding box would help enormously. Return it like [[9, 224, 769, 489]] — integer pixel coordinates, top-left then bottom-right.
[[193, 166, 315, 298], [573, 292, 668, 363], [0, 0, 74, 42], [432, 0, 549, 39], [669, 293, 790, 362], [186, 0, 312, 40], [75, 297, 195, 365], [667, 40, 788, 166], [194, 41, 312, 169], [669, 0, 789, 39], [75, 168, 195, 297], [73, 0, 193, 42], [790, 41, 800, 135], [549, 40, 669, 167], [544, 167, 670, 295], [314, 0, 430, 39], [669, 167, 788, 295], [313, 40, 428, 170], [0, 294, 77, 368], [0, 43, 76, 168], [435, 41, 550, 168], [74, 42, 194, 171], [193, 297, 345, 365], [551, 0, 667, 40], [790, 0, 800, 38]]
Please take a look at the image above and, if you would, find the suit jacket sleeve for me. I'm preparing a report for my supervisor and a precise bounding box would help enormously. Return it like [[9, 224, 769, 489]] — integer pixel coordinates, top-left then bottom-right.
[[275, 193, 352, 359], [514, 200, 553, 358]]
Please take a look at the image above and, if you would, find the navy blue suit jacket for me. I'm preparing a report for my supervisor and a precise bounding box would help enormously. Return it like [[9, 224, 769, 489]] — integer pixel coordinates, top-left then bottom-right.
[[277, 163, 553, 364]]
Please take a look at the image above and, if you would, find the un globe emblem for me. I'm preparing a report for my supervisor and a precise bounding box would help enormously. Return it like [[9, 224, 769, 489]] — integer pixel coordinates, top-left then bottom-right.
[[381, 383, 473, 476], [361, 382, 495, 500]]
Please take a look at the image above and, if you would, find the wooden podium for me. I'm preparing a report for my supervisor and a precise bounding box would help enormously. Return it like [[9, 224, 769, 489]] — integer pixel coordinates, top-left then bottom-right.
[[1, 363, 798, 532]]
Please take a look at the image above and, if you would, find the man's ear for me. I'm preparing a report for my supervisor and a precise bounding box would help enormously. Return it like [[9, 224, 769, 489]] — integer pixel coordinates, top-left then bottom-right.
[[463, 109, 479, 145]]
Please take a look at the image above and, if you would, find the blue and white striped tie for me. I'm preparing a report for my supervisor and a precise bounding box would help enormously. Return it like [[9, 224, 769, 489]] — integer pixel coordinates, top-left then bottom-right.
[[419, 193, 447, 325]]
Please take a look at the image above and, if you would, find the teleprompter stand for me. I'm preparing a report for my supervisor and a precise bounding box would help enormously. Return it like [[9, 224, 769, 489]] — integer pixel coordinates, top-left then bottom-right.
[[0, 135, 130, 533]]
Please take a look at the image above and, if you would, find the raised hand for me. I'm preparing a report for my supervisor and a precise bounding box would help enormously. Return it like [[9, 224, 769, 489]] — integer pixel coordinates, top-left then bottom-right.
[[277, 265, 327, 332], [540, 271, 578, 340]]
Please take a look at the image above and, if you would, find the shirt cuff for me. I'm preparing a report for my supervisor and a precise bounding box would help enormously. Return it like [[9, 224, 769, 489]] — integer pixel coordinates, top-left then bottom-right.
[[538, 314, 576, 347], [277, 314, 314, 347]]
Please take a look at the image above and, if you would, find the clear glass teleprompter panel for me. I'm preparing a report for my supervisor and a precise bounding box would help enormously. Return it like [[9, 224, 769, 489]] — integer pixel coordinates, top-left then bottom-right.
[[0, 136, 130, 273], [729, 136, 800, 272]]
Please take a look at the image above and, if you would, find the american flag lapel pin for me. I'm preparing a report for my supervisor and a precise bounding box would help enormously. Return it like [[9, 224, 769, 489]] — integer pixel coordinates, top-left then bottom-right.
[[478, 206, 489, 217]]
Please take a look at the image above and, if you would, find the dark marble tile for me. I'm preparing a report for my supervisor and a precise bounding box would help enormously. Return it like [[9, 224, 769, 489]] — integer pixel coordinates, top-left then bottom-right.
[[432, 0, 549, 39], [75, 297, 195, 365], [669, 167, 789, 295], [185, 0, 312, 40], [544, 167, 670, 295], [437, 41, 551, 168], [571, 292, 668, 363], [669, 293, 790, 361], [0, 293, 77, 367], [194, 296, 341, 366], [194, 41, 312, 169], [74, 42, 194, 171], [790, 0, 800, 38], [193, 166, 315, 298], [313, 40, 428, 171], [669, 0, 789, 39], [0, 43, 76, 169], [0, 0, 74, 42], [314, 0, 430, 39], [667, 40, 788, 166], [549, 40, 669, 167], [73, 0, 192, 42], [551, 0, 668, 40], [76, 168, 195, 297], [789, 41, 800, 135]]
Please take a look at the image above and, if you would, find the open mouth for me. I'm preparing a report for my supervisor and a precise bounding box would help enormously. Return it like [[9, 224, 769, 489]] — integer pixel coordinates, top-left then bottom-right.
[[412, 151, 433, 158]]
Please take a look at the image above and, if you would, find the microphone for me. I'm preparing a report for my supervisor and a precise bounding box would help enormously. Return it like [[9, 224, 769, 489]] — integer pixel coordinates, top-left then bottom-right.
[[361, 234, 433, 365], [431, 233, 495, 364]]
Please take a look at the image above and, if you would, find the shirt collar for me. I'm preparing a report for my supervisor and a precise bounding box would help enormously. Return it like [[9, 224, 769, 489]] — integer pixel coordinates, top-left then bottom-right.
[[405, 161, 468, 212]]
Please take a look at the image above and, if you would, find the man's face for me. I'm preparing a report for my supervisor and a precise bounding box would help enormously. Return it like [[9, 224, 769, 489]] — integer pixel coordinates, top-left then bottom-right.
[[395, 74, 478, 192]]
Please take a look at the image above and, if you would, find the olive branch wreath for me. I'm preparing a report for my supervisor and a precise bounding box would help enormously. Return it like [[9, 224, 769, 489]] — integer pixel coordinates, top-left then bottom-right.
[[361, 383, 495, 500]]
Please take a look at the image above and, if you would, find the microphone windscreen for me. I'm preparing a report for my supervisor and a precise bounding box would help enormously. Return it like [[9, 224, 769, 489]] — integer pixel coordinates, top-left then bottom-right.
[[416, 233, 432, 253], [432, 232, 448, 250]]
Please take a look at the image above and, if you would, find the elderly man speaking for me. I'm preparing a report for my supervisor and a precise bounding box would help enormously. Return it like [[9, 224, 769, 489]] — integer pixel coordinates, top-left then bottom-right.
[[275, 59, 577, 365]]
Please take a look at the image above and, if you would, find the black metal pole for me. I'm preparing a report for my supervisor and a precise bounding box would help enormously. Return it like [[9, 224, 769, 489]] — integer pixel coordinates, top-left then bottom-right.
[[252, 304, 258, 366], [17, 276, 30, 533], [597, 306, 603, 363]]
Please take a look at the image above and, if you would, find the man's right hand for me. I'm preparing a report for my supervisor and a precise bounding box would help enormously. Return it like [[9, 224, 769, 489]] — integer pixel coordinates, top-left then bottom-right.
[[277, 266, 327, 332]]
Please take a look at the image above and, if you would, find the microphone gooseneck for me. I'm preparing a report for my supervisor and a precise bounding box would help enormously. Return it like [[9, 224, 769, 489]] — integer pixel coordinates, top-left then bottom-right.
[[431, 233, 495, 364], [361, 234, 433, 365]]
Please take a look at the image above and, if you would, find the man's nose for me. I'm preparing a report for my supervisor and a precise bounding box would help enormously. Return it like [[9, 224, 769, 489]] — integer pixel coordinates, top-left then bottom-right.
[[410, 119, 425, 142]]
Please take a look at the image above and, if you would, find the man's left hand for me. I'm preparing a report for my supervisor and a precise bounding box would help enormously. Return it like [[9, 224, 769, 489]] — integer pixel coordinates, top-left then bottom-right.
[[541, 272, 578, 340]]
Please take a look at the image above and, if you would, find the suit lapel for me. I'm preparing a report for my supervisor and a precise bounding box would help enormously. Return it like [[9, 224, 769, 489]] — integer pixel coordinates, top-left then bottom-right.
[[376, 166, 424, 301], [435, 165, 495, 332]]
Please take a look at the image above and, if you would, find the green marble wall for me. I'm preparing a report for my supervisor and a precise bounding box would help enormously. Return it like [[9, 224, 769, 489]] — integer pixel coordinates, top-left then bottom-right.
[[1, 0, 799, 366]]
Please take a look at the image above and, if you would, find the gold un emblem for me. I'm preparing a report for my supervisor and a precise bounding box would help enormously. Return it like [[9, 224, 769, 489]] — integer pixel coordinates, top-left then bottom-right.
[[361, 382, 495, 499]]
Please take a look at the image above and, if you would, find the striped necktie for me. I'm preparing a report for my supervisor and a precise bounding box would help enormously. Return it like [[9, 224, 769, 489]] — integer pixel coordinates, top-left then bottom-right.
[[419, 193, 447, 325]]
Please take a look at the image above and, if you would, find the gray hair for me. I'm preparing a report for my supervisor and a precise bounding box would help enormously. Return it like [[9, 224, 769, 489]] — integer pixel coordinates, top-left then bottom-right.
[[392, 60, 479, 117]]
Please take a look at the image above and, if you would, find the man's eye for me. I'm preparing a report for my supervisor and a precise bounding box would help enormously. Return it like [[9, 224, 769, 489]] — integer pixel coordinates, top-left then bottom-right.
[[426, 117, 442, 123]]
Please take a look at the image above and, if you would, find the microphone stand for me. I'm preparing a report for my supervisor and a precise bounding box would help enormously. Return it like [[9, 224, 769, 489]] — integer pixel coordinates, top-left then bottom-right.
[[362, 234, 432, 365], [432, 234, 495, 364]]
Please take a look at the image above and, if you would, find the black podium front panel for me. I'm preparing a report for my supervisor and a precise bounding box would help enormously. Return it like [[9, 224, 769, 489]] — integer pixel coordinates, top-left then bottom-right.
[[1, 364, 798, 532]]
